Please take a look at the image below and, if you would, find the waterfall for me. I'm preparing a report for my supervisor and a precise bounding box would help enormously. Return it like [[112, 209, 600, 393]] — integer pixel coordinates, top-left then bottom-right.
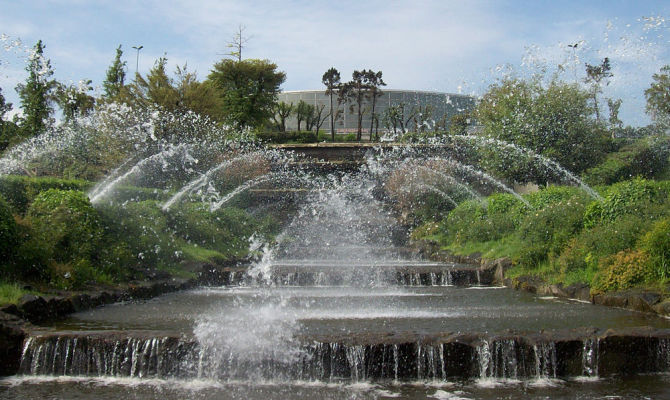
[[582, 338, 600, 378]]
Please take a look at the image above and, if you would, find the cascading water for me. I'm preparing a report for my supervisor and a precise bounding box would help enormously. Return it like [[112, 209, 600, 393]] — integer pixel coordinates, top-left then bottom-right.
[[6, 118, 670, 399]]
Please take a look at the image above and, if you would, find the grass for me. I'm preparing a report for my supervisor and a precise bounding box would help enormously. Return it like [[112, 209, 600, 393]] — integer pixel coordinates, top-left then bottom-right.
[[179, 243, 231, 264], [0, 282, 31, 305], [443, 235, 527, 261]]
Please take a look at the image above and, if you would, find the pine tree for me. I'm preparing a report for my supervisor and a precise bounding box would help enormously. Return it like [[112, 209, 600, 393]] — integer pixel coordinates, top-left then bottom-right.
[[16, 40, 56, 137], [102, 45, 127, 100]]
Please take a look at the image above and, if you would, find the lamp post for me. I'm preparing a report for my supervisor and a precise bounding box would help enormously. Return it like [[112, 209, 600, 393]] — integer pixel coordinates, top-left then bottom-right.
[[132, 45, 143, 76]]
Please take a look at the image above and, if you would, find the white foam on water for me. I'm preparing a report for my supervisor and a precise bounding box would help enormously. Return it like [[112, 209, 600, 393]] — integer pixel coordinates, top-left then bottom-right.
[[571, 376, 602, 383], [429, 389, 472, 400], [474, 378, 522, 388], [526, 377, 563, 388]]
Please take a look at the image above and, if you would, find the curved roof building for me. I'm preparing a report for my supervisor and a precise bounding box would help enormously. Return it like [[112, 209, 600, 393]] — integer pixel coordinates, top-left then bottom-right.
[[277, 89, 475, 133]]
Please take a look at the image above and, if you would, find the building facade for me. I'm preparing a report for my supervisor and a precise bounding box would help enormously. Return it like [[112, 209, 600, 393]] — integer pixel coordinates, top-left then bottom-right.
[[277, 89, 475, 134]]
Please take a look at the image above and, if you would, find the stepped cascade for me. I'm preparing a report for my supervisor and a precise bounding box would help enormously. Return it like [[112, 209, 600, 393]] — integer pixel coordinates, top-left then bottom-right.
[[2, 126, 670, 399]]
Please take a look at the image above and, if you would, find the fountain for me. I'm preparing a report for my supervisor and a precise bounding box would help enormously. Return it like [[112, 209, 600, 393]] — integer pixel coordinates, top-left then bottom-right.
[[1, 104, 670, 399]]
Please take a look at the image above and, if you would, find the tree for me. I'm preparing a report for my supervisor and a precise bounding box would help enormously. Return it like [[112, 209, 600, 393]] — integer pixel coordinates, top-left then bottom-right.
[[412, 104, 433, 133], [102, 45, 127, 100], [173, 65, 223, 120], [364, 70, 386, 141], [55, 80, 95, 122], [322, 67, 341, 141], [272, 101, 293, 132], [476, 78, 609, 182], [134, 56, 178, 110], [208, 58, 286, 130], [295, 100, 312, 131], [584, 57, 613, 123], [226, 24, 250, 62], [449, 112, 472, 135], [0, 88, 21, 152], [607, 98, 623, 135], [311, 104, 330, 134], [645, 65, 670, 130], [339, 70, 369, 141], [16, 40, 56, 137]]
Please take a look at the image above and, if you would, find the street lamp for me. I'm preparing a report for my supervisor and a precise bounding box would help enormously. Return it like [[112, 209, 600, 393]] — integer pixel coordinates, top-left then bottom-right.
[[132, 45, 143, 76]]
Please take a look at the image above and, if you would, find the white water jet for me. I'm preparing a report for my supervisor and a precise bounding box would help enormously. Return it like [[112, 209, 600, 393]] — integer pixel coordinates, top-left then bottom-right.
[[161, 150, 267, 211], [428, 157, 532, 208], [89, 144, 191, 204], [416, 165, 484, 202], [453, 135, 603, 201]]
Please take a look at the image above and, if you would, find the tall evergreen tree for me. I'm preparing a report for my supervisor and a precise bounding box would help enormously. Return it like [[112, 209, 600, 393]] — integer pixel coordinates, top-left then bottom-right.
[[16, 40, 56, 137], [102, 45, 127, 100], [322, 67, 341, 141]]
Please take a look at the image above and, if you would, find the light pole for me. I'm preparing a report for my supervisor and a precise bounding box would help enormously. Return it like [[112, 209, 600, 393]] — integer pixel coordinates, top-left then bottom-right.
[[132, 45, 143, 76]]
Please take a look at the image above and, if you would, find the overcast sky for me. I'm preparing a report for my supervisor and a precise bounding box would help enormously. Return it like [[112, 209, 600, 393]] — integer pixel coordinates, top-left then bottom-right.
[[1, 0, 669, 126]]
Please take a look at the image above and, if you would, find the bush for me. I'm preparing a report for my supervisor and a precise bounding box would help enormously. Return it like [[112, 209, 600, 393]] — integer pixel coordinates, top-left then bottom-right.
[[582, 137, 670, 185], [97, 200, 179, 270], [516, 195, 588, 265], [168, 203, 267, 259], [525, 185, 589, 209], [639, 217, 670, 280], [592, 249, 652, 293], [0, 175, 92, 214], [27, 189, 102, 264], [440, 199, 488, 243], [555, 213, 654, 277], [0, 195, 17, 267], [583, 178, 668, 228]]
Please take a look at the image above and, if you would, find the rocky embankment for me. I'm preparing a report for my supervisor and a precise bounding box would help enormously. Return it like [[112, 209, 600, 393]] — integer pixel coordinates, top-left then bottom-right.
[[416, 241, 670, 318]]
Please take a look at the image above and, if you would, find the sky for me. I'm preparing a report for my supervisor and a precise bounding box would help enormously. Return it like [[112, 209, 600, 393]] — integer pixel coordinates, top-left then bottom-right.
[[1, 0, 669, 126]]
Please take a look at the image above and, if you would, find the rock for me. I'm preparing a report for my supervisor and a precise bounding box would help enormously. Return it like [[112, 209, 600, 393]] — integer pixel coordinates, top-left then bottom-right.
[[653, 299, 670, 316], [0, 311, 26, 376], [625, 292, 661, 313], [592, 293, 628, 308], [17, 294, 48, 322], [493, 258, 513, 285]]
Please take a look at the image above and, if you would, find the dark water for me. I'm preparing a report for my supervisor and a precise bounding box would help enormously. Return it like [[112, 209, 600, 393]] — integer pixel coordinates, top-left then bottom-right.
[[11, 285, 670, 398], [2, 374, 670, 399], [44, 286, 670, 336]]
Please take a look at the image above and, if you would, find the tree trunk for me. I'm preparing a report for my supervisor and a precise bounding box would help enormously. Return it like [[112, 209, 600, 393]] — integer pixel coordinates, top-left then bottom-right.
[[329, 92, 335, 141], [369, 92, 377, 139]]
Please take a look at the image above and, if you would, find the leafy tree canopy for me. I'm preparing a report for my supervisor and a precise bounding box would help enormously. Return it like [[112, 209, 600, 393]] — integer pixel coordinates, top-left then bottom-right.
[[645, 65, 670, 130], [476, 77, 610, 182], [207, 58, 286, 130]]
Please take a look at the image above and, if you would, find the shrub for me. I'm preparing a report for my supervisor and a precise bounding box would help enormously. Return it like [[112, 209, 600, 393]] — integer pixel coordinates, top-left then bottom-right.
[[639, 216, 670, 280], [27, 189, 102, 264], [97, 200, 178, 270], [168, 203, 258, 259], [0, 175, 91, 214], [591, 249, 652, 293], [583, 178, 668, 228], [0, 195, 17, 267], [556, 213, 654, 277], [440, 199, 489, 243], [516, 195, 588, 265], [582, 137, 670, 185], [525, 185, 589, 209]]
